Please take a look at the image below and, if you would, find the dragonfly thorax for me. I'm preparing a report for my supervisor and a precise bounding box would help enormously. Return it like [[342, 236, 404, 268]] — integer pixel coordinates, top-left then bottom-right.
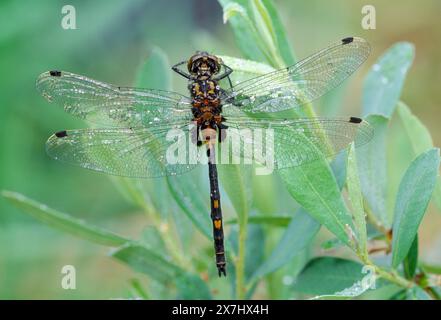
[[190, 80, 220, 104]]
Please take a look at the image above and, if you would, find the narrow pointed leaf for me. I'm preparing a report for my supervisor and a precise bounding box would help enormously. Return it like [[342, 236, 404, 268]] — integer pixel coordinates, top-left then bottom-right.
[[279, 159, 353, 245], [218, 0, 294, 67], [403, 235, 418, 279], [293, 257, 365, 296], [166, 171, 211, 238], [226, 215, 292, 227], [112, 243, 211, 299], [250, 209, 320, 280], [260, 0, 295, 65], [397, 102, 441, 210], [362, 42, 414, 118], [357, 115, 389, 226], [346, 144, 368, 259], [219, 0, 268, 63], [2, 191, 130, 247]]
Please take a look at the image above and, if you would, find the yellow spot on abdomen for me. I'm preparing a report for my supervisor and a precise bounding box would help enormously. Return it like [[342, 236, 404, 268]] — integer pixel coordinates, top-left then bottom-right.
[[213, 199, 219, 208], [214, 219, 222, 229]]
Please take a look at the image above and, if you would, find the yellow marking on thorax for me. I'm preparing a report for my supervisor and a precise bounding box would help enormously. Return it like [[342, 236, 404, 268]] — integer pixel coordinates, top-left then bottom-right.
[[207, 81, 215, 95], [193, 83, 202, 96]]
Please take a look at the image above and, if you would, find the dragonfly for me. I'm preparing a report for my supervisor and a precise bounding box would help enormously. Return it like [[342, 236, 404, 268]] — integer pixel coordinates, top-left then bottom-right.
[[36, 36, 373, 277]]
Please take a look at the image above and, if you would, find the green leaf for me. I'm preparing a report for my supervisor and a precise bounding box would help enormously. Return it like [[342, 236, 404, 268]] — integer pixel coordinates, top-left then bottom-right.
[[406, 286, 432, 300], [129, 278, 150, 299], [2, 191, 130, 247], [293, 257, 365, 296], [310, 281, 371, 300], [219, 0, 269, 64], [218, 55, 275, 77], [251, 209, 320, 280], [397, 102, 441, 210], [356, 115, 389, 226], [420, 263, 441, 275], [226, 215, 291, 227], [249, 0, 277, 58], [320, 238, 344, 251], [228, 225, 266, 298], [346, 144, 368, 259], [391, 148, 440, 268], [330, 150, 348, 190], [248, 0, 284, 67], [244, 225, 265, 282], [260, 0, 295, 65], [389, 289, 408, 300], [175, 274, 212, 300], [135, 46, 172, 90], [141, 226, 167, 254], [358, 284, 403, 300], [359, 42, 414, 226], [166, 171, 211, 239], [218, 0, 293, 67], [279, 158, 353, 246], [112, 243, 211, 299], [403, 235, 418, 279], [362, 42, 414, 118]]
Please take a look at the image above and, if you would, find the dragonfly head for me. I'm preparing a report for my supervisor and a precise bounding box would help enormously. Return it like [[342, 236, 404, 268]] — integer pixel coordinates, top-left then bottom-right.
[[188, 51, 221, 78]]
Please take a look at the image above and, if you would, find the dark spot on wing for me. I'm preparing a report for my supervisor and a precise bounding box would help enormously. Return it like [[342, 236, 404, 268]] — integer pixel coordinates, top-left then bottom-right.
[[342, 37, 354, 45], [349, 117, 362, 124], [55, 130, 68, 138], [49, 70, 62, 77]]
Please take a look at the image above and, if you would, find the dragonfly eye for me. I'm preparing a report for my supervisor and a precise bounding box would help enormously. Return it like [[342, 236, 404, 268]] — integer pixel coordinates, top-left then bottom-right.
[[188, 53, 220, 75]]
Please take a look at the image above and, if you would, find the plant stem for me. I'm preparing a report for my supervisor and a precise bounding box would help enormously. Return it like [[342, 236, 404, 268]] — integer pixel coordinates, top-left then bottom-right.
[[236, 219, 248, 299], [375, 266, 414, 288], [121, 178, 186, 266], [150, 210, 186, 266], [360, 256, 414, 289], [364, 201, 390, 235]]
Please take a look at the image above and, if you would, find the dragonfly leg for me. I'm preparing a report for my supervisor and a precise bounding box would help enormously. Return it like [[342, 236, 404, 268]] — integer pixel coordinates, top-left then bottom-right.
[[215, 64, 233, 89], [207, 146, 226, 277], [171, 61, 192, 79]]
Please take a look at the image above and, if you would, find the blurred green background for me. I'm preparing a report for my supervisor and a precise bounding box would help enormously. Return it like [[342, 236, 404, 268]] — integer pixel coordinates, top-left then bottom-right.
[[1, 0, 440, 299]]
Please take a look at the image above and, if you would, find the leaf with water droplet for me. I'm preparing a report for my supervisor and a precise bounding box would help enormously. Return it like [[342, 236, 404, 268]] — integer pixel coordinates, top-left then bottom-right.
[[362, 42, 414, 118]]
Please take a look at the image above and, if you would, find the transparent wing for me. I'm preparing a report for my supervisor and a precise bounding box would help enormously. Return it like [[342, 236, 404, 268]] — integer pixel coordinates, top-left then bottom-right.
[[46, 122, 201, 178], [36, 71, 192, 127], [223, 116, 373, 169], [222, 37, 370, 116]]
